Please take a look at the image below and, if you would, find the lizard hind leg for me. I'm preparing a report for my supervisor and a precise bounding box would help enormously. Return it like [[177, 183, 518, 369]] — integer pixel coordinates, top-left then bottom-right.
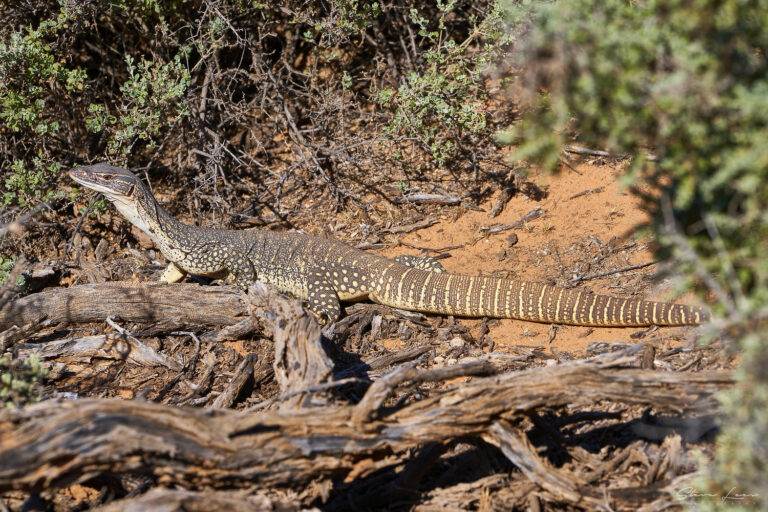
[[224, 252, 256, 291], [306, 271, 341, 325], [394, 254, 447, 273]]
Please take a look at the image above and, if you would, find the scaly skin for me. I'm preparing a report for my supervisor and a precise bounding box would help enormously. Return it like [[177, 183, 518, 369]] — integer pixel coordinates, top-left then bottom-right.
[[69, 163, 709, 326]]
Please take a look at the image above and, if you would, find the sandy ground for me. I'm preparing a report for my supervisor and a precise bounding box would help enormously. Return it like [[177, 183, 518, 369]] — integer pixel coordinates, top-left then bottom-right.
[[377, 162, 701, 352]]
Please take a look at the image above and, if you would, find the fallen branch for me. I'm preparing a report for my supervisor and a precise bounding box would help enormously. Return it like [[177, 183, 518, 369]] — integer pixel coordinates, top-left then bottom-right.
[[478, 207, 545, 236], [485, 420, 591, 506], [200, 317, 258, 343], [563, 145, 615, 157], [352, 358, 497, 424], [568, 186, 605, 200], [15, 334, 181, 371], [395, 193, 462, 205], [0, 358, 731, 494], [568, 260, 658, 286], [0, 282, 249, 330], [563, 144, 657, 161], [384, 218, 438, 234]]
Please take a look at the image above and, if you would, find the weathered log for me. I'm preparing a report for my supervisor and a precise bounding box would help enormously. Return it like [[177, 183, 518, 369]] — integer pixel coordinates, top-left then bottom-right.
[[248, 281, 334, 409], [16, 334, 182, 371], [0, 282, 249, 330], [0, 360, 732, 496], [94, 488, 295, 512]]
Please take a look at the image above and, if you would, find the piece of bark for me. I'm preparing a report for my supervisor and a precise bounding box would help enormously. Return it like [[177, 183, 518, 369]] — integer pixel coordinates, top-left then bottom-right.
[[395, 193, 462, 205], [248, 282, 333, 408], [200, 317, 258, 343], [0, 282, 249, 330], [16, 334, 181, 371], [488, 173, 516, 219], [212, 353, 258, 409], [0, 360, 731, 493], [642, 344, 656, 370], [93, 488, 295, 512]]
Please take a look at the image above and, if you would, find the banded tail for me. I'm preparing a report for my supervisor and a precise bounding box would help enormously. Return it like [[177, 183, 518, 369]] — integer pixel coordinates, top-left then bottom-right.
[[374, 266, 707, 326]]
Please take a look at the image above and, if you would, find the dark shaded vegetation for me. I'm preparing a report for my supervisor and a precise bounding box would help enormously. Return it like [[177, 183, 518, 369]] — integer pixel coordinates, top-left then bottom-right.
[[1, 0, 511, 219], [504, 0, 768, 507]]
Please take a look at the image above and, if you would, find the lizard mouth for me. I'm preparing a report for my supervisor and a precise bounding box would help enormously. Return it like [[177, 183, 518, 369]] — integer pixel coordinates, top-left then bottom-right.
[[69, 167, 134, 198], [69, 167, 106, 192]]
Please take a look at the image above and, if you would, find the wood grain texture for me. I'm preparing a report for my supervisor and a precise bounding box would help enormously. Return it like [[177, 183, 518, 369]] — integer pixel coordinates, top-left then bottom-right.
[[94, 488, 289, 512], [0, 282, 249, 330], [0, 360, 731, 495]]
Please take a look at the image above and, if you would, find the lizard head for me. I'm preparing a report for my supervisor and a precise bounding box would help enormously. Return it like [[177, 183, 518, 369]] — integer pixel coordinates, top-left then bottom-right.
[[69, 163, 143, 200], [69, 163, 160, 236]]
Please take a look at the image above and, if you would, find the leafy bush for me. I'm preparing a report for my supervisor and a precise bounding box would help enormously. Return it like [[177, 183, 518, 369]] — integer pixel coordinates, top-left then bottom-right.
[[0, 4, 85, 207], [376, 1, 511, 165], [0, 2, 191, 207], [0, 354, 48, 409], [1, 0, 510, 218], [0, 256, 16, 284], [0, 7, 86, 134], [3, 157, 63, 207], [87, 51, 191, 156], [503, 0, 768, 508]]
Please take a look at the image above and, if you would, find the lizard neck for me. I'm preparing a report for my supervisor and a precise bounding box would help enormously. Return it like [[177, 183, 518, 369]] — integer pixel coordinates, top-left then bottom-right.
[[113, 187, 194, 262]]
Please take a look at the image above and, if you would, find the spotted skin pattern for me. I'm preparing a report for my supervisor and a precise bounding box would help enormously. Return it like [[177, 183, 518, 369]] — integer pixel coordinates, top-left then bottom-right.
[[70, 164, 710, 326], [393, 255, 447, 274]]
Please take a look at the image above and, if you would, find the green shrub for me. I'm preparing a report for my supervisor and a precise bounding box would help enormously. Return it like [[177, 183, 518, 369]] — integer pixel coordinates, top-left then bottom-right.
[[376, 1, 511, 166], [503, 0, 768, 508], [0, 4, 85, 207], [2, 0, 509, 218], [87, 51, 191, 156], [0, 256, 26, 288], [0, 354, 48, 409], [3, 155, 64, 207], [0, 6, 86, 135], [0, 256, 16, 284]]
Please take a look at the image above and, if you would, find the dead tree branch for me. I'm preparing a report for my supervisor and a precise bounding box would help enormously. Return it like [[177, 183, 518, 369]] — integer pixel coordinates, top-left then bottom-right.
[[0, 360, 731, 497], [94, 488, 293, 512], [0, 282, 249, 330], [249, 284, 333, 408], [16, 334, 181, 371]]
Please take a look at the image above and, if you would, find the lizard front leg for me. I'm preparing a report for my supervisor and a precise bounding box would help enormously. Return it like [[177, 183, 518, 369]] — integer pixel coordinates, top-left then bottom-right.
[[159, 261, 187, 283]]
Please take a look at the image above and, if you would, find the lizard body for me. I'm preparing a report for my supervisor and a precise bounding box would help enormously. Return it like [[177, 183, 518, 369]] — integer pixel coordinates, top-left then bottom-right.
[[70, 164, 708, 326]]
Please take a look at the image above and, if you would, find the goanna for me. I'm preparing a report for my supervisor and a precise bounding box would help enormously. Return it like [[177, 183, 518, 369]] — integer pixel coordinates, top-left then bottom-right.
[[70, 163, 708, 326]]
